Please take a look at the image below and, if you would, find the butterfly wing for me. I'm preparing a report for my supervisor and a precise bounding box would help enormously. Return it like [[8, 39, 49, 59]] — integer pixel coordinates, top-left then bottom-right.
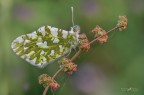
[[11, 26, 73, 68]]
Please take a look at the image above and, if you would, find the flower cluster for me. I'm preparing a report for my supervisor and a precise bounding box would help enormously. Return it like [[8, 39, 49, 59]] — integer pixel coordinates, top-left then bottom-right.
[[58, 57, 77, 74], [92, 26, 108, 43], [39, 74, 60, 90], [79, 33, 90, 51], [117, 16, 128, 31]]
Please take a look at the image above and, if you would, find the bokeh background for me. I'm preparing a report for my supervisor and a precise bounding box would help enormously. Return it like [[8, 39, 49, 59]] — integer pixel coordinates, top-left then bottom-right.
[[0, 0, 144, 95]]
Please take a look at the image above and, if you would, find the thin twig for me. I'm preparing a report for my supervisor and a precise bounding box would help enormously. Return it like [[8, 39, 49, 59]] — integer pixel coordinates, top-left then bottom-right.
[[42, 26, 120, 95], [71, 49, 82, 61], [52, 68, 63, 79], [43, 85, 50, 95]]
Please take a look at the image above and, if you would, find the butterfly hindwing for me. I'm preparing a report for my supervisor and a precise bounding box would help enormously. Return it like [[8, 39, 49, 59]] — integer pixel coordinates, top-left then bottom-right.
[[11, 26, 74, 68]]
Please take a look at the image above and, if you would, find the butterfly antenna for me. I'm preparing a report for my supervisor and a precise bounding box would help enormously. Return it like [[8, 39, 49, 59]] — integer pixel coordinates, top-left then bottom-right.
[[71, 6, 74, 26]]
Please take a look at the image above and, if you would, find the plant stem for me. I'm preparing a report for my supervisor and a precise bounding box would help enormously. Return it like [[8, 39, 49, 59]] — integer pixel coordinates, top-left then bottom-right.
[[71, 49, 82, 61], [52, 68, 63, 79], [42, 25, 120, 95], [43, 85, 50, 95]]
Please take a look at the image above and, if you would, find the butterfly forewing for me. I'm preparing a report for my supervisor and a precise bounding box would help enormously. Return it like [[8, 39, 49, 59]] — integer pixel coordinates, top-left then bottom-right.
[[11, 26, 74, 68]]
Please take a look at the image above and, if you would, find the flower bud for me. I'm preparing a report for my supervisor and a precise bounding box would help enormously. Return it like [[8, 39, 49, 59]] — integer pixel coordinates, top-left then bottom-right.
[[72, 66, 77, 72], [52, 83, 60, 90]]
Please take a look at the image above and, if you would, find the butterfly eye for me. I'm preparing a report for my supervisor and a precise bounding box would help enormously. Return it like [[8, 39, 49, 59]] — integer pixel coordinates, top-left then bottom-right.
[[73, 25, 80, 33]]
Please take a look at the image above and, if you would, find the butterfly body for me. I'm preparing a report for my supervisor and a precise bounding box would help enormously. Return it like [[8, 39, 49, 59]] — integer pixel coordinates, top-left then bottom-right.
[[11, 25, 80, 68]]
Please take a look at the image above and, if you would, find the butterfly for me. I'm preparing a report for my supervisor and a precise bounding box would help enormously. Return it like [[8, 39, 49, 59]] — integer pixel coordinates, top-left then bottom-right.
[[11, 25, 80, 68], [11, 7, 82, 68]]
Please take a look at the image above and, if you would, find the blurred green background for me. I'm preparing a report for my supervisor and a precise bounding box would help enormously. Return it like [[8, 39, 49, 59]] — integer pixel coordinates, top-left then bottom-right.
[[0, 0, 144, 95]]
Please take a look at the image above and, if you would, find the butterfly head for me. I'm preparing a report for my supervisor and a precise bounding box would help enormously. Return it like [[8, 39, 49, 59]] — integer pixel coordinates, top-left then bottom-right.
[[70, 7, 80, 33], [69, 25, 80, 43], [72, 25, 80, 33]]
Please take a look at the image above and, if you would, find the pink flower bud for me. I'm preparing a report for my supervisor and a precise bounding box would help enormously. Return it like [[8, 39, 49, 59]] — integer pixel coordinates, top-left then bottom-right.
[[52, 83, 60, 90], [72, 66, 77, 72]]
